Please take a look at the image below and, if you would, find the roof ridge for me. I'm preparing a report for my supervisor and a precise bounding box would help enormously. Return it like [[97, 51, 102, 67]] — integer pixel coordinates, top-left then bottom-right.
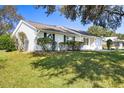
[[27, 20, 57, 27]]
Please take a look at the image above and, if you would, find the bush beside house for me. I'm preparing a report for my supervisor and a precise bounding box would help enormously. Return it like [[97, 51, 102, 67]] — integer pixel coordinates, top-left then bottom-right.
[[37, 37, 57, 52], [0, 35, 16, 52], [59, 41, 84, 51], [37, 37, 84, 52]]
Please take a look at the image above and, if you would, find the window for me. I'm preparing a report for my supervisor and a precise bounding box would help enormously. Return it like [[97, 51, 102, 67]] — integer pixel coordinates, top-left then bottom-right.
[[47, 34, 53, 39], [64, 35, 74, 43], [84, 38, 89, 45], [44, 33, 55, 41], [123, 43, 124, 46]]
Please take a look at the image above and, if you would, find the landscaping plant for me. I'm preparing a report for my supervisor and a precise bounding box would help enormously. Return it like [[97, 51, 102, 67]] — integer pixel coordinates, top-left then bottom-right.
[[37, 37, 56, 51], [59, 41, 83, 51], [0, 35, 16, 52], [106, 39, 113, 50]]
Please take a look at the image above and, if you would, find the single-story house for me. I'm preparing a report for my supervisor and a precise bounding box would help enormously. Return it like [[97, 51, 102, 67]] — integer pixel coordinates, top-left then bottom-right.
[[12, 20, 103, 52]]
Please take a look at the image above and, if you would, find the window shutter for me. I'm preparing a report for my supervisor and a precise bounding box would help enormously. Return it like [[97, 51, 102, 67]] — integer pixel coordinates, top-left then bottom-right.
[[73, 37, 75, 41], [53, 34, 55, 41], [44, 33, 47, 37], [64, 35, 66, 43]]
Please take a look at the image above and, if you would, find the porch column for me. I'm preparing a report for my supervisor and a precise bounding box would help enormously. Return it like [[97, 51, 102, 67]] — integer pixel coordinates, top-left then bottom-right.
[[88, 38, 91, 46]]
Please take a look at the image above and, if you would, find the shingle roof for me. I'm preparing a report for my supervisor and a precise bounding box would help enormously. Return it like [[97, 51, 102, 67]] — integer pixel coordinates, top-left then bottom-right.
[[75, 30, 95, 36], [27, 21, 76, 35], [63, 26, 94, 36], [27, 21, 94, 36]]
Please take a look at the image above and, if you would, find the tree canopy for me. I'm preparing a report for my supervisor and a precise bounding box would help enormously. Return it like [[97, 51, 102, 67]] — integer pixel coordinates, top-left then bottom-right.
[[88, 25, 124, 39], [35, 5, 124, 30], [0, 6, 23, 35], [116, 33, 124, 40], [88, 25, 116, 37]]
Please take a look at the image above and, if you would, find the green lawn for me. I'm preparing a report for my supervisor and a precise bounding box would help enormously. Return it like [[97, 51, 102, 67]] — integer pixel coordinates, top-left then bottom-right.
[[0, 50, 124, 88]]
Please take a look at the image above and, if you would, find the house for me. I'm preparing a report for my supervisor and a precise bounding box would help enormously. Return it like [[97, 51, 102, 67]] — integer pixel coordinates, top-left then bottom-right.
[[114, 40, 124, 49], [102, 36, 124, 49], [12, 20, 103, 52]]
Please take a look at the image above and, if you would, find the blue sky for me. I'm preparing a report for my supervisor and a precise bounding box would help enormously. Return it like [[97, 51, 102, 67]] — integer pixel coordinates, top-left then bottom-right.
[[16, 5, 124, 34]]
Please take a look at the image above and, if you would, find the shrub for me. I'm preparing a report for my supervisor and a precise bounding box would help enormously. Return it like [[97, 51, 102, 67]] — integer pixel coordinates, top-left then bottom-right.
[[59, 42, 68, 51], [37, 37, 57, 51], [74, 41, 84, 50], [67, 41, 75, 50], [51, 41, 57, 51], [106, 39, 113, 50], [59, 41, 83, 51], [0, 35, 16, 52]]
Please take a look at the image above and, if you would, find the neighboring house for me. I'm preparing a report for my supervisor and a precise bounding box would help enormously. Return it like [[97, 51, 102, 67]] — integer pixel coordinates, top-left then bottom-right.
[[102, 37, 124, 49], [12, 20, 103, 52], [114, 40, 124, 49], [102, 37, 118, 42]]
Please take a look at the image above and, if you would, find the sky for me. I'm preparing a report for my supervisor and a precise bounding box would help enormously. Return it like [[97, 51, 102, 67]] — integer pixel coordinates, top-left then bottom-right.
[[16, 5, 124, 34]]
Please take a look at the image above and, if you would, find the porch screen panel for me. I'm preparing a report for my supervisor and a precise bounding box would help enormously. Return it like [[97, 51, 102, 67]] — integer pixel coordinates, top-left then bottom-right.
[[84, 38, 88, 45]]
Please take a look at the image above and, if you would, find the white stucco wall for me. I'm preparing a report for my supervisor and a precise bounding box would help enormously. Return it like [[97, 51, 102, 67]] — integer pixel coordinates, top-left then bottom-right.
[[14, 22, 37, 52], [94, 37, 103, 50], [55, 34, 64, 51], [118, 42, 124, 49], [34, 32, 44, 51], [75, 36, 82, 41], [55, 34, 64, 43], [81, 37, 102, 50]]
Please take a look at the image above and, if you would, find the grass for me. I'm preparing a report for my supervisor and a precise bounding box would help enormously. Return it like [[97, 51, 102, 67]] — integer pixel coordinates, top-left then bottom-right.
[[0, 50, 124, 88]]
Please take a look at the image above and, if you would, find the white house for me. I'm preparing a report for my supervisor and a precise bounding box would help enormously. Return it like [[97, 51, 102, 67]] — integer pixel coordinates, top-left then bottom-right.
[[12, 20, 103, 52], [102, 36, 124, 49], [115, 40, 124, 49]]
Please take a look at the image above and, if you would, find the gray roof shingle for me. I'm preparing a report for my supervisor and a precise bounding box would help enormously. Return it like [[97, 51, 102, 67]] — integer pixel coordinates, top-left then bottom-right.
[[27, 21, 94, 36]]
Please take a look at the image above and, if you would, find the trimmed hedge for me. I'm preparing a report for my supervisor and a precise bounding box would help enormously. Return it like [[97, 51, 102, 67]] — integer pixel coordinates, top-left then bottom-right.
[[37, 37, 57, 51], [59, 41, 84, 51], [0, 35, 16, 52]]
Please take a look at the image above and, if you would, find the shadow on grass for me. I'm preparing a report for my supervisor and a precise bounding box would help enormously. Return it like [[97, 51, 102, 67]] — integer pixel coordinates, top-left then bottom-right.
[[0, 58, 7, 69], [0, 65, 5, 69], [31, 51, 124, 87]]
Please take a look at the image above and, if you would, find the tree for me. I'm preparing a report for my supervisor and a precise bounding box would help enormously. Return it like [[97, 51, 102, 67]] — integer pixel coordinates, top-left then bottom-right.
[[88, 25, 116, 37], [88, 25, 107, 37], [35, 5, 124, 30], [106, 39, 113, 50], [0, 6, 23, 35], [116, 33, 124, 40]]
